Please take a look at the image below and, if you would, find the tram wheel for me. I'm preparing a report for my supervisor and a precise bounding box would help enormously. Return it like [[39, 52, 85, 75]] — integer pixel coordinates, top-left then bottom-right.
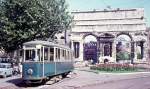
[[62, 72, 70, 78], [24, 81, 32, 87], [41, 79, 47, 85]]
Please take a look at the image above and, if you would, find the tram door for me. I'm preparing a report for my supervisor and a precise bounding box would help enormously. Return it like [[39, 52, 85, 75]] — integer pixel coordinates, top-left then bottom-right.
[[83, 42, 97, 63]]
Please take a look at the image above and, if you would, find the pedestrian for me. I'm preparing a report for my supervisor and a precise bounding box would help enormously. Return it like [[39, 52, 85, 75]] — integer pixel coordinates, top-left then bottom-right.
[[18, 63, 22, 76]]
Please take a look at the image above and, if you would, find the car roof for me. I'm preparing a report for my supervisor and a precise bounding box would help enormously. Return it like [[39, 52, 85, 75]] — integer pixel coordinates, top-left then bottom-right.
[[0, 63, 11, 65]]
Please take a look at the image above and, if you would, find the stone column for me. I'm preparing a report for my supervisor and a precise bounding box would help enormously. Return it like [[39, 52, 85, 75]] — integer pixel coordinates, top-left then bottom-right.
[[78, 40, 84, 61], [112, 41, 116, 63], [134, 42, 137, 62], [97, 39, 100, 63], [99, 42, 102, 57], [141, 41, 146, 60], [143, 41, 147, 61], [101, 43, 104, 57], [131, 41, 135, 64]]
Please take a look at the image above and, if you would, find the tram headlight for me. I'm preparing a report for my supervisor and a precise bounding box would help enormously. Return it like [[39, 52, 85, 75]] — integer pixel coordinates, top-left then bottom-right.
[[27, 69, 33, 75]]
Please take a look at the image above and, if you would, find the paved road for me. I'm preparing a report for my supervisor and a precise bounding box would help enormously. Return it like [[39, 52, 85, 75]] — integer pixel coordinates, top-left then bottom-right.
[[1, 68, 150, 89], [0, 75, 21, 83], [34, 68, 150, 89], [79, 76, 150, 89], [0, 74, 22, 89]]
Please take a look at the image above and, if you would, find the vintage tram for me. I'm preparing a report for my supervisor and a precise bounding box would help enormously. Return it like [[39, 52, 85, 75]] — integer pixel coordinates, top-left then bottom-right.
[[22, 40, 74, 84]]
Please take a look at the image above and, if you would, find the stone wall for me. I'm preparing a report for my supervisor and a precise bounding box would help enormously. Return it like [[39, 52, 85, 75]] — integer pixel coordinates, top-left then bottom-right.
[[72, 8, 146, 32]]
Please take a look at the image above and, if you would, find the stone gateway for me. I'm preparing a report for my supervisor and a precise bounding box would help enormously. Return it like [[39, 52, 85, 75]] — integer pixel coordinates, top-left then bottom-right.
[[70, 8, 149, 64]]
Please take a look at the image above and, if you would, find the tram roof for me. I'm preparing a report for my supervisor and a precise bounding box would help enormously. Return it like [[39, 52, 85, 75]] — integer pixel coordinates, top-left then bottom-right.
[[23, 40, 71, 50]]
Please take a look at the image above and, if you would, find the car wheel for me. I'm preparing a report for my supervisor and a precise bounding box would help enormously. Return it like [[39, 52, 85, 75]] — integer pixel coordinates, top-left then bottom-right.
[[10, 72, 13, 77], [3, 73, 7, 78], [13, 71, 18, 75]]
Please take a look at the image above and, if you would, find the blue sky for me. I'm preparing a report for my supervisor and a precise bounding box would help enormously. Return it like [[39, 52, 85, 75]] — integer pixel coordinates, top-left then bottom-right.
[[66, 0, 150, 26]]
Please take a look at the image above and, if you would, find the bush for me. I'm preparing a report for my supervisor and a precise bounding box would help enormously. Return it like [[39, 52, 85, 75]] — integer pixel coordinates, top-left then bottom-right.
[[116, 51, 130, 62], [137, 53, 142, 59], [90, 64, 136, 72]]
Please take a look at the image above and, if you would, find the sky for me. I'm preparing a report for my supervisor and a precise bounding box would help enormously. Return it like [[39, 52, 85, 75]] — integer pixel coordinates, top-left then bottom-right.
[[66, 0, 150, 27]]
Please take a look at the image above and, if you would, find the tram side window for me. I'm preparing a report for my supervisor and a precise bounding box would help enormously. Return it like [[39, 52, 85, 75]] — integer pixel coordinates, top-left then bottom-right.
[[70, 52, 73, 60], [68, 51, 70, 60], [55, 48, 60, 61], [58, 49, 60, 60], [25, 50, 35, 61], [62, 50, 65, 57], [41, 47, 43, 61], [44, 47, 48, 61], [55, 48, 58, 60], [50, 48, 54, 61], [37, 49, 40, 61], [66, 50, 68, 60], [64, 50, 66, 60], [61, 49, 64, 60]]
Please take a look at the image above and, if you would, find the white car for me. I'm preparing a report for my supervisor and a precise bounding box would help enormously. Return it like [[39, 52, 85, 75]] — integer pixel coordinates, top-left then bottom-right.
[[0, 63, 13, 78]]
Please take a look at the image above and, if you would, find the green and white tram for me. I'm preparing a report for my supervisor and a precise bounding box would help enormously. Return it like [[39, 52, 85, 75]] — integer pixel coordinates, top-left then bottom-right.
[[22, 40, 74, 84]]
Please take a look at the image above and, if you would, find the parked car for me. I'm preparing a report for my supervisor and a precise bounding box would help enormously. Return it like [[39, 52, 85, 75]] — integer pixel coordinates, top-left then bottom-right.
[[0, 63, 13, 78]]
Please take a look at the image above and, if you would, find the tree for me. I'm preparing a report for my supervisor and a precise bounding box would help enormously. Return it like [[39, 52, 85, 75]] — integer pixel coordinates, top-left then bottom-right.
[[0, 0, 72, 53]]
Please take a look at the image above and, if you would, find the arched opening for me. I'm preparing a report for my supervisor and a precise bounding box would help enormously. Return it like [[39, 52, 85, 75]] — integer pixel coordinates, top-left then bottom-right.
[[83, 35, 97, 64], [134, 36, 146, 60], [116, 34, 132, 63], [136, 40, 145, 60]]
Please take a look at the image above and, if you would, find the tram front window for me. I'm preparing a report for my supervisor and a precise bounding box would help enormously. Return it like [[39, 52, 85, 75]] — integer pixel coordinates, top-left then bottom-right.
[[25, 49, 40, 61]]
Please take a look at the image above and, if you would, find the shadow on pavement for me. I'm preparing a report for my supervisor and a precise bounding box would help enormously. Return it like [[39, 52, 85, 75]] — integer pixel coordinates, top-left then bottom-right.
[[6, 77, 42, 88]]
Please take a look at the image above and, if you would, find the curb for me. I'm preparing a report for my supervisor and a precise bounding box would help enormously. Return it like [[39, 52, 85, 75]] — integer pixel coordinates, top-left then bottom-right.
[[76, 68, 150, 75], [98, 71, 150, 75]]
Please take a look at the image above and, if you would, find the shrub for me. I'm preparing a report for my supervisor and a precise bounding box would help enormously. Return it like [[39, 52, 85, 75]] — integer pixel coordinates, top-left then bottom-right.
[[90, 64, 136, 72], [116, 51, 130, 62], [137, 53, 142, 59]]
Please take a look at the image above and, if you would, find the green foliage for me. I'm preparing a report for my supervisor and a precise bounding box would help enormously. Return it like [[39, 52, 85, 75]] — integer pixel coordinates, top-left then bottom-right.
[[90, 64, 137, 72], [0, 0, 72, 52], [137, 52, 142, 59], [116, 51, 130, 61]]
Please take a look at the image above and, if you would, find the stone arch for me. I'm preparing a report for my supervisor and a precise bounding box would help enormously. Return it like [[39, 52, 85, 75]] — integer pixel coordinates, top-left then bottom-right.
[[116, 32, 134, 63], [134, 36, 147, 60], [83, 34, 98, 64], [98, 32, 115, 63], [116, 32, 133, 41], [134, 36, 147, 42], [99, 33, 115, 38], [82, 33, 98, 40]]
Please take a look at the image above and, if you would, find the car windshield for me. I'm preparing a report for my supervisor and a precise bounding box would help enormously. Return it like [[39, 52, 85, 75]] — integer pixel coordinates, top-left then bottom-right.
[[0, 64, 6, 68]]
